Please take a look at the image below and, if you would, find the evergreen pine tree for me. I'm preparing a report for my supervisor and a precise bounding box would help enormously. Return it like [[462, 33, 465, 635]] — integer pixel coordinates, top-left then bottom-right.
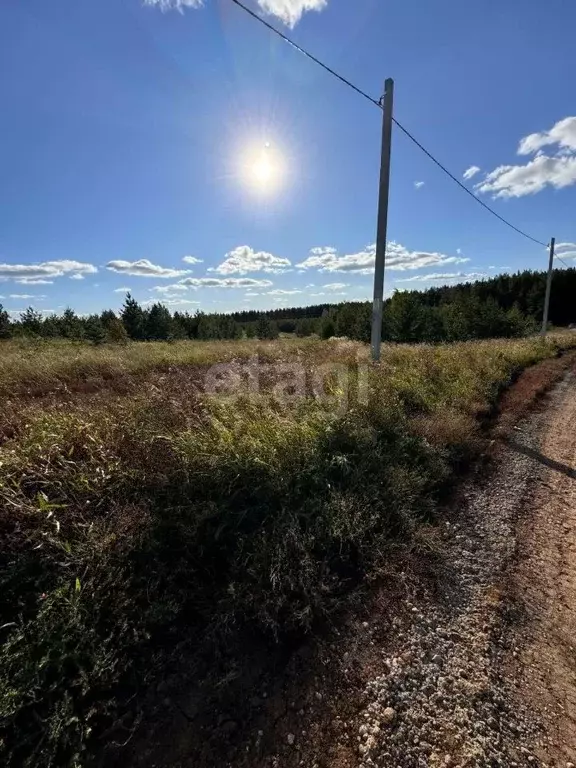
[[255, 315, 279, 340], [19, 307, 43, 336], [84, 315, 106, 345], [106, 317, 129, 344], [146, 303, 173, 340], [320, 316, 335, 339], [121, 293, 145, 340], [0, 304, 12, 340]]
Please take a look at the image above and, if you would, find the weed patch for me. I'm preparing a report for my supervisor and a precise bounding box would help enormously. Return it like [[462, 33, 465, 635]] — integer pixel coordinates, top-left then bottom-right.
[[1, 333, 575, 765]]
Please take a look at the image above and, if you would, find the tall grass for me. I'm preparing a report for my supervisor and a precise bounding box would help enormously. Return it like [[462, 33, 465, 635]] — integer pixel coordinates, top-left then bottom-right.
[[1, 333, 575, 766]]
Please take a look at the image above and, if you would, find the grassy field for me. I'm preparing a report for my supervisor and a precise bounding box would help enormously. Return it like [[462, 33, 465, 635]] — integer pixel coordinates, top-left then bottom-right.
[[2, 333, 576, 766]]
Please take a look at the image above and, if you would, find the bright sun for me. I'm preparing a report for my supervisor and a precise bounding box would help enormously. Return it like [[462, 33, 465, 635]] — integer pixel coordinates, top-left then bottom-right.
[[240, 142, 283, 194], [252, 155, 274, 185]]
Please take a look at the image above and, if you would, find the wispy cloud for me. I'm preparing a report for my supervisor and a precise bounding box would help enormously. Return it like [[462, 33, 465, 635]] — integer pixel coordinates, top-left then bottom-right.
[[257, 0, 328, 27], [179, 277, 273, 289], [144, 0, 329, 27], [211, 245, 291, 275], [9, 293, 46, 300], [0, 260, 96, 283], [463, 165, 481, 180], [555, 242, 576, 260], [143, 298, 200, 307], [297, 242, 469, 274], [113, 287, 131, 293], [396, 271, 487, 283], [323, 282, 348, 291], [106, 259, 191, 278], [267, 289, 302, 295], [475, 117, 576, 198], [144, 0, 203, 10], [150, 284, 189, 294], [414, 180, 425, 189], [182, 255, 203, 265]]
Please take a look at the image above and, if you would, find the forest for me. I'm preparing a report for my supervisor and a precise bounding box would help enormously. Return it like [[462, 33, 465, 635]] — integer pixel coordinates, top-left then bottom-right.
[[1, 267, 574, 345]]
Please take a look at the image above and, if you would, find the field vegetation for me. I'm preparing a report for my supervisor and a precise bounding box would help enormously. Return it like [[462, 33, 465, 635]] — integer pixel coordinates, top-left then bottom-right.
[[2, 333, 576, 766]]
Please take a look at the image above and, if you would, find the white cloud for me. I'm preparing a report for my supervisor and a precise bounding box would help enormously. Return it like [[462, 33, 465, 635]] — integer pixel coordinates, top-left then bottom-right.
[[297, 242, 468, 274], [182, 255, 203, 265], [476, 155, 576, 199], [113, 287, 131, 293], [476, 117, 576, 198], [106, 259, 191, 278], [143, 298, 200, 307], [144, 0, 203, 10], [211, 245, 291, 275], [257, 0, 328, 27], [414, 181, 425, 189], [145, 0, 328, 27], [518, 117, 576, 155], [9, 293, 46, 299], [323, 282, 348, 290], [267, 289, 302, 295], [69, 274, 85, 280], [244, 291, 260, 297], [463, 165, 481, 180], [0, 260, 96, 283], [396, 271, 487, 283], [150, 284, 189, 294], [556, 242, 576, 260], [179, 277, 273, 289]]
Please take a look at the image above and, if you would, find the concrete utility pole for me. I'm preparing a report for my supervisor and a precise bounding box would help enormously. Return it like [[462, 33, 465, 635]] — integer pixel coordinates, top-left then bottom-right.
[[541, 237, 556, 335], [370, 78, 394, 363]]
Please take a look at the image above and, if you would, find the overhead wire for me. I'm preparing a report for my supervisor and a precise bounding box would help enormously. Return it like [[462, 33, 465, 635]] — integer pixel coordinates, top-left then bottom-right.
[[390, 120, 547, 248], [229, 0, 381, 109], [556, 255, 571, 269], [229, 0, 550, 249]]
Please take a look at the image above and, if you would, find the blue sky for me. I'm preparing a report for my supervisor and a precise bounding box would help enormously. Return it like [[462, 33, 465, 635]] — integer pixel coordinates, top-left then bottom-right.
[[1, 0, 576, 317]]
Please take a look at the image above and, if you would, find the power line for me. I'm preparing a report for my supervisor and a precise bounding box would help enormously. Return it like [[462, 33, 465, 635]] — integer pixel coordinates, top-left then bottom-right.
[[556, 255, 571, 269], [229, 0, 549, 249], [229, 0, 380, 109], [390, 120, 547, 248]]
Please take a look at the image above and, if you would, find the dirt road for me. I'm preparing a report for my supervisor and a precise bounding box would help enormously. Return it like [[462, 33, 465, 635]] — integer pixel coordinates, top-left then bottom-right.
[[503, 373, 576, 766], [131, 366, 576, 768], [243, 370, 576, 768], [307, 370, 576, 768]]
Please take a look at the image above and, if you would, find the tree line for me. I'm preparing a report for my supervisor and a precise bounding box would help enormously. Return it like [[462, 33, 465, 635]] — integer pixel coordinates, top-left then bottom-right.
[[0, 267, 574, 345]]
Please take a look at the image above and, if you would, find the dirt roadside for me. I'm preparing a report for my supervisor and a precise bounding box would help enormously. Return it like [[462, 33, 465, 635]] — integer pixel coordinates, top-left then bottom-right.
[[125, 355, 576, 768], [500, 373, 576, 766]]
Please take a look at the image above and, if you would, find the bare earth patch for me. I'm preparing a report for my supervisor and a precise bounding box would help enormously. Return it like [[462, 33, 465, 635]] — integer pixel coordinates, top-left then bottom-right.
[[502, 373, 576, 765]]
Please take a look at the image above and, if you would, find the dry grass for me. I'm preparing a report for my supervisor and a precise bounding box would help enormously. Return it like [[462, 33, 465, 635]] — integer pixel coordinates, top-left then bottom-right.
[[0, 337, 365, 399], [1, 332, 576, 767]]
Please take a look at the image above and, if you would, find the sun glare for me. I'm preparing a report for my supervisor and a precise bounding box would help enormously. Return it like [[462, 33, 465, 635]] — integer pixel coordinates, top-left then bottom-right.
[[252, 154, 274, 185], [240, 141, 284, 195]]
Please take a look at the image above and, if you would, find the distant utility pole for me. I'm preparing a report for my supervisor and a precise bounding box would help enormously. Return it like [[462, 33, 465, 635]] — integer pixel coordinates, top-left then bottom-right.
[[370, 78, 394, 363], [541, 237, 556, 335]]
